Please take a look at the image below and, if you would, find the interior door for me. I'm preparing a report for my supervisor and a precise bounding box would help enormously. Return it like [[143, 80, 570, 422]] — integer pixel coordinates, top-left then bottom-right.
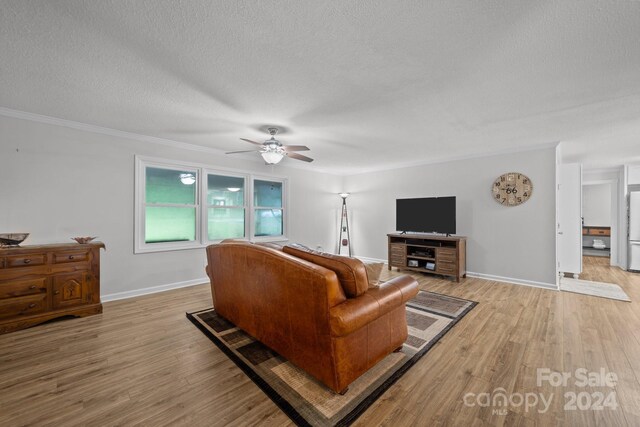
[[630, 242, 640, 272], [630, 192, 640, 271], [629, 192, 640, 241], [558, 163, 583, 278]]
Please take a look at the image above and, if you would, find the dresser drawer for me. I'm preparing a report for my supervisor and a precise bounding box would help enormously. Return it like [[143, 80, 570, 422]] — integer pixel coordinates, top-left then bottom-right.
[[390, 244, 405, 254], [0, 278, 47, 299], [437, 249, 457, 262], [0, 294, 47, 319], [5, 254, 46, 268], [53, 251, 89, 264], [390, 254, 406, 264], [437, 261, 457, 274]]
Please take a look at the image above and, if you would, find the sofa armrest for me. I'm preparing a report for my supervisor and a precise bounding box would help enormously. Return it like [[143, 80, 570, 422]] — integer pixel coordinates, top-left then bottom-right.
[[329, 275, 418, 337]]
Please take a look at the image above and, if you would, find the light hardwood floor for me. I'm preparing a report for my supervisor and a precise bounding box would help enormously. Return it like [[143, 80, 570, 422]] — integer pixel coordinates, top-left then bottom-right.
[[1, 256, 639, 426]]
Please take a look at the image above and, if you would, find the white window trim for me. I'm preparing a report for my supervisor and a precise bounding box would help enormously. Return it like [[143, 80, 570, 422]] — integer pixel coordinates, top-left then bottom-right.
[[135, 155, 289, 254]]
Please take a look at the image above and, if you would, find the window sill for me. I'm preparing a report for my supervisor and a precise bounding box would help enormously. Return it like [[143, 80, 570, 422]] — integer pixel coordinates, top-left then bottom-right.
[[134, 237, 290, 254]]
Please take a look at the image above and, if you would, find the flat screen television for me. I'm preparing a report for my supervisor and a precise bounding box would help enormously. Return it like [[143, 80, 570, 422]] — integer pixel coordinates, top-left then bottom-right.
[[396, 196, 456, 235]]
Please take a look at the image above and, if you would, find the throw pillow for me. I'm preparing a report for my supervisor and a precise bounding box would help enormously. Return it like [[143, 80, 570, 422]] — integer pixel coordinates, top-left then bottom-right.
[[283, 243, 369, 298], [363, 262, 384, 288]]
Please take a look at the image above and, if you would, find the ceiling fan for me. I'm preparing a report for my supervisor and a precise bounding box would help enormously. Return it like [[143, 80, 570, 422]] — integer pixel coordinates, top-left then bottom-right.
[[226, 128, 314, 164]]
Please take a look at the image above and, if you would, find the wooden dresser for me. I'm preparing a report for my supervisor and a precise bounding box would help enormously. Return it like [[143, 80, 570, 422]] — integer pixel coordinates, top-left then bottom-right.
[[0, 242, 104, 334]]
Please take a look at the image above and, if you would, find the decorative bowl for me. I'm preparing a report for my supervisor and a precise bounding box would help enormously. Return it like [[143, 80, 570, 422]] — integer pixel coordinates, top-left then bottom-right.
[[72, 236, 97, 244], [0, 233, 30, 246]]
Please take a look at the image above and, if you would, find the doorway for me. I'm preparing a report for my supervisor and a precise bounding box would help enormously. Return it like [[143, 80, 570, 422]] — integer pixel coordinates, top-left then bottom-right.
[[581, 180, 618, 267]]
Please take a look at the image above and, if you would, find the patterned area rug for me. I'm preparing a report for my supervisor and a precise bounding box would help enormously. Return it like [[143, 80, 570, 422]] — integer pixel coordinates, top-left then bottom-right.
[[187, 291, 476, 426]]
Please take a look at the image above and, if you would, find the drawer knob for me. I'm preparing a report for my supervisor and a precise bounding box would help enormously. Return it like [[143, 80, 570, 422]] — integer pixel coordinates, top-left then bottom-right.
[[23, 259, 31, 264], [68, 255, 74, 260], [54, 290, 60, 295], [28, 303, 36, 309], [29, 285, 37, 290]]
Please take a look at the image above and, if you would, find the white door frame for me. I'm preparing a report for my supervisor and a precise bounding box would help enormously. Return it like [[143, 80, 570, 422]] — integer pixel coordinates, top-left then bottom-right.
[[557, 163, 583, 280]]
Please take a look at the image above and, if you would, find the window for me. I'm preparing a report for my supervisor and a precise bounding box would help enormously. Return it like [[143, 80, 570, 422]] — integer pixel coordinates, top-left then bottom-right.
[[206, 174, 246, 240], [254, 180, 283, 237], [144, 166, 198, 244], [135, 157, 287, 253]]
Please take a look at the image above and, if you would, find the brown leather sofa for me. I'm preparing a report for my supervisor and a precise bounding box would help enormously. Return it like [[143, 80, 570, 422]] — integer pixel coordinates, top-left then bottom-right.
[[205, 241, 419, 394]]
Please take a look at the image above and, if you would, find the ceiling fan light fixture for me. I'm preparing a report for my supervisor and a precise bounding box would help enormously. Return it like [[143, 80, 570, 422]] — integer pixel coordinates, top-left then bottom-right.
[[229, 127, 313, 164], [261, 151, 284, 164]]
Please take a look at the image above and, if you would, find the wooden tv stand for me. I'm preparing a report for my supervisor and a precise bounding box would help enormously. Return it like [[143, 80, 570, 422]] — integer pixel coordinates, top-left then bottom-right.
[[388, 233, 466, 282]]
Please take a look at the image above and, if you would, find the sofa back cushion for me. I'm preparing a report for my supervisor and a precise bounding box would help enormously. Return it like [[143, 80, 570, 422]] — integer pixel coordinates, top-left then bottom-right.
[[219, 239, 283, 251], [283, 244, 369, 298]]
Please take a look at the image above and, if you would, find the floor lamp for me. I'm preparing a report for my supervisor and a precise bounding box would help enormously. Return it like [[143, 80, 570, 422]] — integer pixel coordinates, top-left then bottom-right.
[[338, 193, 352, 256]]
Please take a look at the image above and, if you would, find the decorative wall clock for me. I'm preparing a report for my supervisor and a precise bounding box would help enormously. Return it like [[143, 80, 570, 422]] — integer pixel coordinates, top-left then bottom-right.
[[492, 172, 533, 206]]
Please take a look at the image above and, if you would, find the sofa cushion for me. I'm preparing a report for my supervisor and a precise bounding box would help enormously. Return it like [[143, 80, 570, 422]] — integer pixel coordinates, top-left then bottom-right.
[[283, 244, 369, 298]]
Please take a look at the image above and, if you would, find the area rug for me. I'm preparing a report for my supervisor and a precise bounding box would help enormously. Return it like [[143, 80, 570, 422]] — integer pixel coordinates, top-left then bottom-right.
[[560, 277, 631, 302], [187, 291, 476, 427]]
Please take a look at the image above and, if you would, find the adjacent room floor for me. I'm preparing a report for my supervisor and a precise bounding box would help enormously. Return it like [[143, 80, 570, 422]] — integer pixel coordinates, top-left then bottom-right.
[[1, 260, 640, 426]]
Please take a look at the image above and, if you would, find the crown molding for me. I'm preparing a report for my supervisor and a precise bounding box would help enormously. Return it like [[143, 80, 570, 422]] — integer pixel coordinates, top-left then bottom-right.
[[0, 106, 345, 177], [0, 106, 559, 177], [344, 141, 560, 176], [0, 106, 229, 155]]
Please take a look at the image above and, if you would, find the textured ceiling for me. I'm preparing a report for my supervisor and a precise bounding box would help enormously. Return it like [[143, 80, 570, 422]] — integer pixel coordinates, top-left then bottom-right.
[[1, 0, 640, 173]]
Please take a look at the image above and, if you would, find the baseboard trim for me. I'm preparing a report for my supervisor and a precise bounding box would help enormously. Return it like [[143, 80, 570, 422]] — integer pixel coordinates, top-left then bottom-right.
[[101, 268, 557, 303], [102, 277, 208, 302], [356, 256, 558, 291], [466, 272, 558, 290], [355, 256, 558, 290]]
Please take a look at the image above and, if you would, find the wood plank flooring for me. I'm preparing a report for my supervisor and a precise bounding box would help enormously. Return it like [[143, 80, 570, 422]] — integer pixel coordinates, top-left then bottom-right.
[[1, 256, 640, 426]]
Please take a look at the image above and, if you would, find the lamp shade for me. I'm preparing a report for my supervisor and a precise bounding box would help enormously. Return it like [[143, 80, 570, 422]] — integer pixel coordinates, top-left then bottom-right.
[[261, 151, 284, 164]]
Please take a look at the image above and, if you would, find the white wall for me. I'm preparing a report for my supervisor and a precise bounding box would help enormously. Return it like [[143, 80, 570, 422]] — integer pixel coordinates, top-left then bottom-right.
[[582, 184, 612, 226], [0, 115, 342, 299], [344, 147, 557, 287]]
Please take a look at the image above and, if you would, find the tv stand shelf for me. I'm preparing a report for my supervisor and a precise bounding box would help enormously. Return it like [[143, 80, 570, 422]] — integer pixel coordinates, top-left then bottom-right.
[[407, 255, 436, 261], [388, 233, 467, 282]]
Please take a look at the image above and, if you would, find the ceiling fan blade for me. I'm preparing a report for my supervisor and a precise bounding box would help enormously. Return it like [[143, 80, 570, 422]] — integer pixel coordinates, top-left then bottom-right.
[[226, 150, 260, 154], [240, 138, 264, 146], [282, 145, 310, 152], [286, 152, 314, 162]]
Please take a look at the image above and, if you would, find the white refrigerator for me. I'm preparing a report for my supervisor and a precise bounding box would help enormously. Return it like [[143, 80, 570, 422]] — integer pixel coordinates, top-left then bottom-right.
[[630, 191, 640, 272]]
